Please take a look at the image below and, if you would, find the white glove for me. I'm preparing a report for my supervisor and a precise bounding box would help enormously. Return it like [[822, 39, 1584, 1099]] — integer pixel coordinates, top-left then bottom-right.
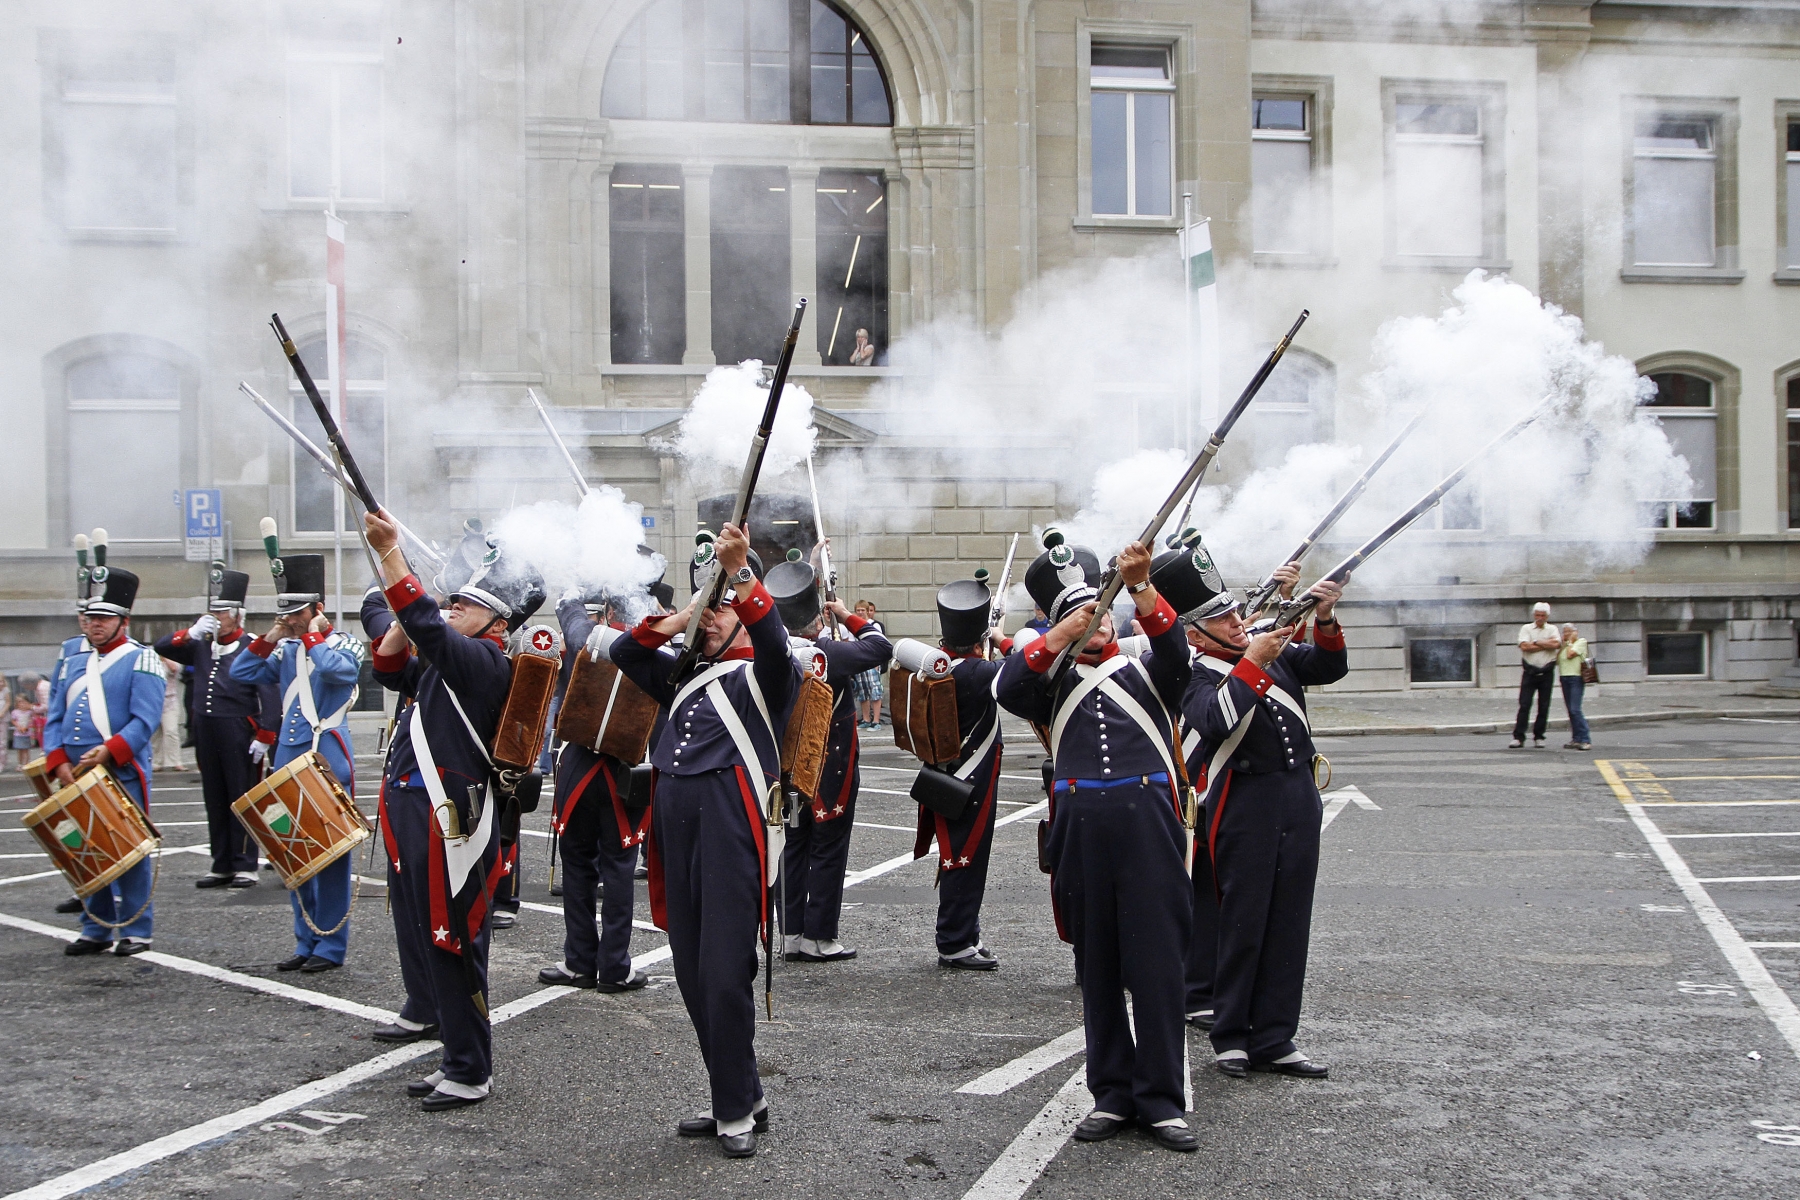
[[188, 614, 220, 639], [249, 740, 269, 766]]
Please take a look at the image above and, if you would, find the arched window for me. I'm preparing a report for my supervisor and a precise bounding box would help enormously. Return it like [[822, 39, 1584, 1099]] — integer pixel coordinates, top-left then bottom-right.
[[1641, 370, 1717, 530], [288, 335, 386, 534], [1245, 346, 1334, 470], [601, 0, 891, 126], [66, 353, 183, 539]]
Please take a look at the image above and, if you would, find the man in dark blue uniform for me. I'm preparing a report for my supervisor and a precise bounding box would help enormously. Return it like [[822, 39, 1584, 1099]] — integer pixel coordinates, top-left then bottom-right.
[[1183, 556, 1346, 1080], [365, 509, 540, 1111], [910, 575, 1010, 970], [610, 525, 798, 1160], [765, 551, 891, 964], [995, 531, 1196, 1153], [156, 569, 278, 890], [536, 588, 655, 993]]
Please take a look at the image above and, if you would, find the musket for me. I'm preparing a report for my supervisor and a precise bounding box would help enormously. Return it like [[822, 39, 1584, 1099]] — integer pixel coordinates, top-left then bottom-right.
[[1045, 310, 1308, 683], [985, 532, 1021, 658], [1255, 399, 1554, 634], [527, 387, 591, 498], [239, 382, 444, 576], [270, 313, 381, 514], [668, 299, 808, 685], [1241, 411, 1428, 617], [204, 559, 224, 643], [73, 535, 91, 604], [804, 452, 837, 635]]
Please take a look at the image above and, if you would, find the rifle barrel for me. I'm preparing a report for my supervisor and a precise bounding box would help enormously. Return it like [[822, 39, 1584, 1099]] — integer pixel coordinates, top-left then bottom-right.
[[270, 312, 381, 514], [527, 387, 591, 497]]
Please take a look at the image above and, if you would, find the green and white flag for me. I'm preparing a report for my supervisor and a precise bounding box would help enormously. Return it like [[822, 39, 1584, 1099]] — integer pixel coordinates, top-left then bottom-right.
[[52, 818, 83, 850], [261, 799, 295, 837], [1183, 216, 1222, 429]]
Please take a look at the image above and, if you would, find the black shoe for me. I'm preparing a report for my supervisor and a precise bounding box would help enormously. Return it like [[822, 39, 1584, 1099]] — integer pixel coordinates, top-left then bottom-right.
[[1216, 1058, 1248, 1079], [679, 1110, 770, 1138], [373, 1023, 439, 1044], [421, 1089, 486, 1112], [64, 938, 113, 957], [1073, 1114, 1129, 1143], [718, 1130, 757, 1158], [538, 964, 597, 988], [596, 969, 649, 993], [56, 896, 84, 914], [195, 873, 232, 889], [275, 954, 309, 972], [299, 956, 341, 973], [405, 1078, 439, 1098], [1186, 1010, 1215, 1031], [939, 947, 999, 971], [790, 941, 857, 963], [114, 938, 151, 957], [1146, 1122, 1199, 1152], [490, 911, 516, 930], [1250, 1057, 1329, 1079], [229, 873, 259, 888]]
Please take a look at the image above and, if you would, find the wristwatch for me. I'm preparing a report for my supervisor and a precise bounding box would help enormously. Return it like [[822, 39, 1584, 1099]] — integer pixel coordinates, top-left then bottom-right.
[[1127, 580, 1151, 595], [733, 565, 755, 585]]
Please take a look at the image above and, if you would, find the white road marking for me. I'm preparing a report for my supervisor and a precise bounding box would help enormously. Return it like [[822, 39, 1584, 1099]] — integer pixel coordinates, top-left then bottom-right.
[[960, 1067, 1090, 1200], [958, 1027, 1087, 1096], [2, 940, 675, 1200], [1748, 942, 1800, 949], [509, 899, 662, 936], [1320, 785, 1380, 831], [854, 821, 916, 832], [0, 870, 69, 888], [1694, 874, 1800, 884], [858, 787, 912, 797], [1666, 831, 1800, 839], [843, 800, 1046, 888]]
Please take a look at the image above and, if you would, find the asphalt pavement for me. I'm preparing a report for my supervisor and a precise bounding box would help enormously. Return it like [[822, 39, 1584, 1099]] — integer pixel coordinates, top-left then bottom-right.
[[3, 716, 1799, 1199]]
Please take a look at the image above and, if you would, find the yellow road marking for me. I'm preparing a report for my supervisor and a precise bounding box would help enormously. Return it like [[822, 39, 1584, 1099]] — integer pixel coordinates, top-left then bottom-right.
[[1630, 775, 1800, 782], [1594, 759, 1636, 803]]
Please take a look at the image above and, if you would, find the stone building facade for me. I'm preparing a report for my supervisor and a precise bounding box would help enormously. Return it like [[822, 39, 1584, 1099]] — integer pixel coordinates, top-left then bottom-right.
[[1, 0, 1797, 695]]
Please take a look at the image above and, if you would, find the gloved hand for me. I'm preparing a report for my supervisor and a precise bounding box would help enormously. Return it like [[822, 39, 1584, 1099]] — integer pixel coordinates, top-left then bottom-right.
[[187, 614, 221, 640], [249, 740, 269, 766]]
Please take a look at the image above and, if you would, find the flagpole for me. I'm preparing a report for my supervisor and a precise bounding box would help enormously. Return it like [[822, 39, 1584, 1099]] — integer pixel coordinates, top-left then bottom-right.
[[1181, 192, 1194, 456], [326, 197, 347, 629]]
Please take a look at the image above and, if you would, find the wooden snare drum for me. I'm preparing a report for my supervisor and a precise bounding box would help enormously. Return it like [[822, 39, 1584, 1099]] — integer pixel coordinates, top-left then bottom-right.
[[232, 751, 371, 888], [22, 769, 160, 898], [21, 756, 55, 801]]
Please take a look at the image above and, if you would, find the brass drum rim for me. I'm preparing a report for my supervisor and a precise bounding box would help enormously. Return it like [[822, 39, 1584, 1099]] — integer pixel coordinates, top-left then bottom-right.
[[21, 772, 160, 898], [231, 750, 371, 890]]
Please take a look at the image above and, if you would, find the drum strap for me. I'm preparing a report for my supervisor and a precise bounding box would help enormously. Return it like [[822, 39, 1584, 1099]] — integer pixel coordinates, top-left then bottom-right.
[[946, 661, 1001, 782], [293, 644, 353, 753], [70, 642, 137, 741]]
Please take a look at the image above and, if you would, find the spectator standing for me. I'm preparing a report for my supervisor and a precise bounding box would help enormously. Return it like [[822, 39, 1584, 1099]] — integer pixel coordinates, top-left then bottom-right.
[[153, 656, 188, 771], [1510, 602, 1560, 748], [1558, 623, 1593, 751], [852, 599, 886, 729], [9, 691, 36, 771]]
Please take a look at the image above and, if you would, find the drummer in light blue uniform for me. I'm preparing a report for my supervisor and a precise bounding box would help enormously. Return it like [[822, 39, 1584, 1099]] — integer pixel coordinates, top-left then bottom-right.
[[231, 551, 363, 973], [42, 563, 167, 956]]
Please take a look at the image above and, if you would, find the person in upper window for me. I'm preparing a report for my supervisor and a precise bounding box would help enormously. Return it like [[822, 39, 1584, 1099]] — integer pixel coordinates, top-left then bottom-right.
[[848, 328, 876, 366]]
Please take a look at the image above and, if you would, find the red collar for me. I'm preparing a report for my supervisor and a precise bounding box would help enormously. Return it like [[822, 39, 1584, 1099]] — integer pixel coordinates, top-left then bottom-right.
[[720, 645, 755, 661], [92, 633, 129, 654], [217, 628, 244, 645], [482, 630, 507, 648], [1074, 641, 1121, 667]]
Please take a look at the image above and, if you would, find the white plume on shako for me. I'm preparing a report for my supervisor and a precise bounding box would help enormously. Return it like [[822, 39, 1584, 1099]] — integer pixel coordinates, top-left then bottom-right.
[[670, 361, 819, 490], [489, 487, 665, 623]]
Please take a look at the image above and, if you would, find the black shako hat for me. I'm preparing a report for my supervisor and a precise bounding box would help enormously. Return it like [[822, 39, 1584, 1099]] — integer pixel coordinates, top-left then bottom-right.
[[211, 569, 251, 610], [1149, 532, 1236, 623], [87, 567, 141, 618], [937, 573, 991, 648], [764, 551, 822, 630], [275, 554, 327, 616], [688, 531, 763, 601], [1022, 529, 1102, 625], [450, 537, 547, 633]]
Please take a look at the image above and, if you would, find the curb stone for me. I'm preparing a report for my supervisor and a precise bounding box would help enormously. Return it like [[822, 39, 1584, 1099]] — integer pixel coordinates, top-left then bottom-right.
[[1312, 705, 1800, 739]]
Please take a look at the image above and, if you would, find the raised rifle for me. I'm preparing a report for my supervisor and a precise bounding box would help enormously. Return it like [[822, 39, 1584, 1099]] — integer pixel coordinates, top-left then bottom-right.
[[1241, 410, 1427, 617], [527, 387, 591, 498], [204, 559, 224, 643], [804, 452, 837, 635], [985, 532, 1021, 658], [1045, 310, 1309, 684], [270, 313, 381, 515], [668, 298, 807, 686], [1253, 399, 1553, 635]]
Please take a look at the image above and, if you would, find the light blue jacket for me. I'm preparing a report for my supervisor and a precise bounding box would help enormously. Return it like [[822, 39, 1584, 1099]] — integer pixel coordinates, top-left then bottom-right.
[[43, 637, 167, 805]]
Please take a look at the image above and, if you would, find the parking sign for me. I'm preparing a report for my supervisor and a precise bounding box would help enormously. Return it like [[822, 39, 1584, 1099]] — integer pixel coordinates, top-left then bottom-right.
[[184, 488, 223, 562]]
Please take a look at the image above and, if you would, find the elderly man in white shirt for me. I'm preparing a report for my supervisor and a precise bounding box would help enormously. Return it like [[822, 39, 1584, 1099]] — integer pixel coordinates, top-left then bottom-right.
[[1510, 602, 1561, 748]]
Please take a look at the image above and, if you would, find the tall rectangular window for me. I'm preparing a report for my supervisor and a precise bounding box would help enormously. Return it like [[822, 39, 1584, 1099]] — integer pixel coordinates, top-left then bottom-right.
[[710, 165, 791, 364], [52, 42, 179, 234], [1787, 377, 1800, 529], [1391, 98, 1485, 258], [67, 354, 183, 540], [1252, 94, 1316, 254], [1786, 119, 1800, 270], [816, 171, 887, 365], [288, 56, 383, 202], [1632, 116, 1716, 266], [1090, 45, 1173, 218], [609, 164, 687, 365], [1639, 371, 1716, 530]]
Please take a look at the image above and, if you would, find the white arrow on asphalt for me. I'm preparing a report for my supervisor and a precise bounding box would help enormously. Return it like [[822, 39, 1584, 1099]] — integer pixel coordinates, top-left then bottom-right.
[[1321, 785, 1381, 831]]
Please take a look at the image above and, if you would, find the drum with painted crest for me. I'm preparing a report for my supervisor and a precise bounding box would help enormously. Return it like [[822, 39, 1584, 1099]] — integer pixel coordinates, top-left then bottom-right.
[[22, 768, 160, 898], [232, 750, 371, 889]]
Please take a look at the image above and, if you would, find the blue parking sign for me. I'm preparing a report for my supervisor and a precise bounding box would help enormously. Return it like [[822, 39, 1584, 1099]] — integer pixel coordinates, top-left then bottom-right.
[[185, 489, 223, 538]]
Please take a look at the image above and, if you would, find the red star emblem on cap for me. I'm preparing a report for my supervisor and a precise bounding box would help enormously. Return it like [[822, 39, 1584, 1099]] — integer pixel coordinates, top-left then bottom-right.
[[530, 628, 555, 652]]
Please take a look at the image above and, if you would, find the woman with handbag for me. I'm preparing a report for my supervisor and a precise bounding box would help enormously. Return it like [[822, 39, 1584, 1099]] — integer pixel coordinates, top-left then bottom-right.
[[1558, 623, 1594, 751]]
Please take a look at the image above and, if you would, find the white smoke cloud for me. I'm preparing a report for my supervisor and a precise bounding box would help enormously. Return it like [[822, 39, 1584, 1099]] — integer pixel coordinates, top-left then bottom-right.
[[671, 361, 818, 490], [490, 486, 665, 622]]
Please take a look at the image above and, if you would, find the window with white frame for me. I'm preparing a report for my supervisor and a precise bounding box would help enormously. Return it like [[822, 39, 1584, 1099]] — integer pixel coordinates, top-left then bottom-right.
[[67, 354, 183, 540], [1390, 96, 1487, 259], [1090, 45, 1174, 218], [289, 336, 386, 533], [1632, 116, 1717, 267], [1252, 94, 1317, 254], [288, 53, 383, 202], [1638, 371, 1716, 529], [1785, 118, 1800, 270], [51, 40, 180, 234]]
